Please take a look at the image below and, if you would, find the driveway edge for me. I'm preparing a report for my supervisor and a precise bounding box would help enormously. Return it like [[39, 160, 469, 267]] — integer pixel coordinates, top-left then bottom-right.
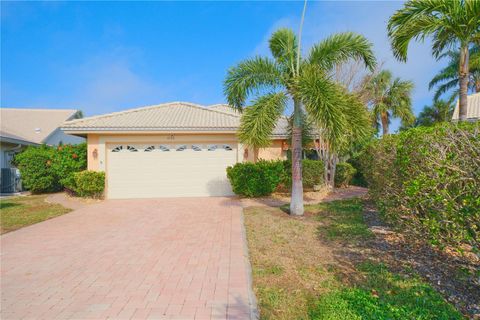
[[239, 209, 260, 320]]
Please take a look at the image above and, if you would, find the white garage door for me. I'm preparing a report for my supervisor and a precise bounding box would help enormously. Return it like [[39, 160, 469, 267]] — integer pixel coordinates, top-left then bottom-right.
[[107, 143, 237, 199]]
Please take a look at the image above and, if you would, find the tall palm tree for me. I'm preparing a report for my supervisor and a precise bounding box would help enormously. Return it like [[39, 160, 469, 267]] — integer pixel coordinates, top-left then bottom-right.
[[415, 99, 454, 127], [224, 29, 376, 215], [388, 0, 480, 121], [429, 46, 480, 103], [366, 70, 414, 135]]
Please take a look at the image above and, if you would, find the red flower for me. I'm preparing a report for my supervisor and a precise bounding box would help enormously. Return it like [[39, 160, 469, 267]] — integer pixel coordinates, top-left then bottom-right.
[[72, 153, 78, 159]]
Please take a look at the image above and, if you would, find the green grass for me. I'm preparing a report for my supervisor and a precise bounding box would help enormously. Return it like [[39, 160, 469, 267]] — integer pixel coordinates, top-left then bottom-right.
[[0, 195, 71, 234], [309, 198, 373, 242], [244, 198, 464, 320], [309, 262, 463, 320]]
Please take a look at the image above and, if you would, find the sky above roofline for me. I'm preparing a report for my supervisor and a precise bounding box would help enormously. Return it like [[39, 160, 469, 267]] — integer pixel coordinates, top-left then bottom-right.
[[1, 1, 446, 132]]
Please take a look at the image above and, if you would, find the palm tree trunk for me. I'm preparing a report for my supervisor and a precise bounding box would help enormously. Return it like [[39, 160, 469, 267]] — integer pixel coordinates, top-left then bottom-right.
[[381, 112, 389, 136], [290, 98, 304, 216], [458, 45, 469, 121]]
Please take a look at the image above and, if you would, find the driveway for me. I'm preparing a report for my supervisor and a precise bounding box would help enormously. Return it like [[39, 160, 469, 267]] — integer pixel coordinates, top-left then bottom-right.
[[1, 197, 256, 320]]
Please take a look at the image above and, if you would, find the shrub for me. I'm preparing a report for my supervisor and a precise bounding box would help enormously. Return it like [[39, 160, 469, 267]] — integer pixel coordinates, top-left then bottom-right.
[[360, 122, 480, 250], [334, 162, 357, 187], [73, 171, 105, 198], [282, 159, 324, 189], [347, 156, 368, 187], [227, 160, 284, 197], [13, 143, 87, 194], [13, 145, 59, 193]]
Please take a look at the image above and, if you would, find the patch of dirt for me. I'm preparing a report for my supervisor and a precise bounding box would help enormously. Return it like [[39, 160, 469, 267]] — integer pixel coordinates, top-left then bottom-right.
[[239, 186, 368, 208], [335, 201, 480, 318]]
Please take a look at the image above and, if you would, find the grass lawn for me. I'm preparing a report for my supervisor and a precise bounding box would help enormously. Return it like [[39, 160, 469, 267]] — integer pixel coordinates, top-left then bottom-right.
[[244, 199, 464, 320], [0, 195, 71, 234]]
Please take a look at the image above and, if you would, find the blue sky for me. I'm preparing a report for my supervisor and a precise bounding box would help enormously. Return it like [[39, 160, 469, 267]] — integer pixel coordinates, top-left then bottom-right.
[[2, 1, 442, 131]]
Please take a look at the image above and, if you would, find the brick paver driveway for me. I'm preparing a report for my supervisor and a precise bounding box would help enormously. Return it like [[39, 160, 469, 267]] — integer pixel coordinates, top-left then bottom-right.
[[1, 197, 256, 320]]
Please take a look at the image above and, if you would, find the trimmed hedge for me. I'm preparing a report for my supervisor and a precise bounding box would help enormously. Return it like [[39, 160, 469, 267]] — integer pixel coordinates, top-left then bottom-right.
[[14, 143, 87, 194], [227, 160, 284, 197], [360, 122, 480, 249], [334, 162, 356, 187], [282, 159, 325, 189], [72, 171, 105, 198], [227, 159, 324, 197]]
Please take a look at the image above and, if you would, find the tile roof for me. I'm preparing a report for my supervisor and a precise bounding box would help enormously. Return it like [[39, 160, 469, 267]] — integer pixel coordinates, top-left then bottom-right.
[[452, 92, 480, 121], [62, 102, 289, 137], [1, 108, 80, 144]]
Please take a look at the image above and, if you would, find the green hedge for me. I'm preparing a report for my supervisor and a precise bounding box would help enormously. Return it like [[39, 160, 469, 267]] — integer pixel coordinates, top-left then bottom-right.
[[14, 143, 87, 194], [227, 159, 324, 197], [282, 159, 324, 189], [334, 162, 356, 187], [72, 171, 105, 198], [360, 122, 480, 249], [227, 160, 284, 197]]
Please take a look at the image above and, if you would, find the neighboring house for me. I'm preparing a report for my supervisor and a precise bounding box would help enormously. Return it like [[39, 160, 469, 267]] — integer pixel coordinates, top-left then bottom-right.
[[61, 102, 289, 199], [0, 108, 84, 193], [452, 92, 480, 122]]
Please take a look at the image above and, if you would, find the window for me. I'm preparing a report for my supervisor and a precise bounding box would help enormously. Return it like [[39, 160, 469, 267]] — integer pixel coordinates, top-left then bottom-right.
[[207, 144, 218, 151], [223, 145, 233, 151], [159, 145, 170, 152], [112, 146, 123, 152], [176, 145, 187, 151], [127, 145, 138, 152], [191, 145, 202, 151], [144, 146, 155, 152]]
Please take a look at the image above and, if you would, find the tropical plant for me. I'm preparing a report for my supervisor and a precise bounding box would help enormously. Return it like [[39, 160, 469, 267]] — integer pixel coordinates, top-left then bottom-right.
[[223, 28, 375, 215], [388, 0, 480, 121], [429, 46, 480, 103], [365, 70, 415, 135], [415, 99, 454, 127]]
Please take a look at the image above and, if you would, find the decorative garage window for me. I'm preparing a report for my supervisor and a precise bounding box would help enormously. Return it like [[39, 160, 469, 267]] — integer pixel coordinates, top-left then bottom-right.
[[112, 145, 123, 152], [176, 145, 187, 151], [207, 144, 218, 151], [159, 145, 170, 152], [191, 145, 202, 151], [144, 146, 155, 152], [223, 145, 233, 151], [126, 146, 138, 152]]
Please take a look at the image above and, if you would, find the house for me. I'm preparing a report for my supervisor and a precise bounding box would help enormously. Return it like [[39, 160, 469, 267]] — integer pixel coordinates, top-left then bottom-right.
[[61, 102, 289, 199], [0, 108, 84, 193], [0, 108, 84, 168], [452, 92, 480, 121]]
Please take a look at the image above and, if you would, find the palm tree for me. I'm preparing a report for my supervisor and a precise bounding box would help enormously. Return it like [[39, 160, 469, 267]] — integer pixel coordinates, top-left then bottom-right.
[[388, 0, 480, 121], [429, 46, 480, 103], [224, 29, 376, 215], [366, 70, 414, 135], [415, 99, 454, 127]]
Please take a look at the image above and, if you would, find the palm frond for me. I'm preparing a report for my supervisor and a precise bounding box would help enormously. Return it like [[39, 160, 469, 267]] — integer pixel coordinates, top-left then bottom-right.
[[308, 32, 376, 72], [223, 57, 283, 110], [269, 28, 298, 75], [433, 78, 459, 101], [237, 92, 287, 148]]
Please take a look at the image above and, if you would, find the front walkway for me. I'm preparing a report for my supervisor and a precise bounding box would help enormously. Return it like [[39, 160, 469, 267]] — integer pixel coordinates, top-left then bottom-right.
[[1, 197, 256, 320]]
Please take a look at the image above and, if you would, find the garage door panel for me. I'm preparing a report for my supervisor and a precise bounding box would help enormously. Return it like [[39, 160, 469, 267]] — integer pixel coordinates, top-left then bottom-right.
[[107, 143, 237, 199]]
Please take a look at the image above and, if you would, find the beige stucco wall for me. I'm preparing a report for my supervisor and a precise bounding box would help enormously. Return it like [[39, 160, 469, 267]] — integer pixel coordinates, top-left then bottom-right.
[[256, 140, 288, 161], [87, 134, 100, 171]]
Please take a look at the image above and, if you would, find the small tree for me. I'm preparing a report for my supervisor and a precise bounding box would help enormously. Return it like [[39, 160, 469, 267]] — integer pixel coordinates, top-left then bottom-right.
[[224, 29, 375, 214], [365, 70, 415, 135]]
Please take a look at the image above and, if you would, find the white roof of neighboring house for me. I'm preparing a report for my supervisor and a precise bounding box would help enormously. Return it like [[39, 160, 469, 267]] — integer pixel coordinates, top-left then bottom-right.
[[62, 102, 289, 138], [0, 108, 80, 144], [452, 92, 480, 121]]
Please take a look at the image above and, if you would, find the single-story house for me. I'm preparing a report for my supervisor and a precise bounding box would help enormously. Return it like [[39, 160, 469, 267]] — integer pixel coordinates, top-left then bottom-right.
[[452, 92, 480, 122], [0, 108, 84, 193], [61, 102, 289, 199]]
